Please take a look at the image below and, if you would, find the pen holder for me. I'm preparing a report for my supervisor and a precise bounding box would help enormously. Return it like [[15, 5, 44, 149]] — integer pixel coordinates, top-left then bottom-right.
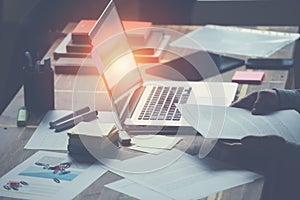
[[23, 64, 55, 114]]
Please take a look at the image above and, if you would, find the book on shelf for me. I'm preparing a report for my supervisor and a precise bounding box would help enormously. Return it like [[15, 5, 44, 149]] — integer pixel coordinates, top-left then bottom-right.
[[122, 20, 153, 45], [134, 35, 170, 63], [53, 34, 169, 74], [54, 57, 98, 74], [131, 31, 164, 55], [71, 20, 96, 44], [66, 41, 92, 53], [71, 19, 153, 45], [53, 20, 168, 73], [53, 34, 89, 60], [69, 20, 158, 55], [68, 31, 164, 56]]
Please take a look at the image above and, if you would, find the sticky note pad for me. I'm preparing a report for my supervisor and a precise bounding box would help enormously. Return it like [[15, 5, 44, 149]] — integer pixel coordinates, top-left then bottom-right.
[[232, 71, 265, 84]]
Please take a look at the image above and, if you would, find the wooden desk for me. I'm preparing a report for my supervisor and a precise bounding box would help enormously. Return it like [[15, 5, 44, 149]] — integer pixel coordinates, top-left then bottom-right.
[[0, 24, 296, 200]]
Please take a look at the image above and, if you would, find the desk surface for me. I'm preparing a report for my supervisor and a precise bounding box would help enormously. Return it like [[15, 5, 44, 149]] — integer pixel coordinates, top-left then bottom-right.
[[0, 24, 297, 200]]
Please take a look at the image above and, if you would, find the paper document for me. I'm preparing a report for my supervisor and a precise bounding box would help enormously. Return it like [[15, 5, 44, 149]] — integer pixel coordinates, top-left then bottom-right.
[[105, 179, 172, 200], [179, 104, 300, 143], [171, 25, 300, 57], [0, 151, 107, 200], [103, 149, 261, 200], [25, 110, 115, 151], [131, 135, 182, 150], [24, 110, 72, 150], [127, 134, 182, 155], [128, 146, 166, 155]]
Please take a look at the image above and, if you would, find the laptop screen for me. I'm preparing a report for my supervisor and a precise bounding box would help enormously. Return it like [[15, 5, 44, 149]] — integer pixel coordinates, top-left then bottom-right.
[[90, 0, 143, 123]]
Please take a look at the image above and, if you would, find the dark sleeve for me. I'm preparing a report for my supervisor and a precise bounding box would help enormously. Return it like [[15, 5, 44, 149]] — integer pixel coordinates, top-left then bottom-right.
[[273, 89, 300, 112]]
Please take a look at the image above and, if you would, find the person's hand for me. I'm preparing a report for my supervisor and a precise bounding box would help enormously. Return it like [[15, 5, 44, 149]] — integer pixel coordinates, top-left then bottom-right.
[[231, 89, 280, 115], [224, 135, 286, 159], [212, 135, 287, 173]]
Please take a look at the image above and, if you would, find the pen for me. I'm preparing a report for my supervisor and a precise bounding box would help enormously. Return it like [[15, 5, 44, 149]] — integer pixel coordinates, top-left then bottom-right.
[[24, 51, 34, 69], [49, 106, 90, 129], [35, 60, 40, 73], [44, 57, 51, 69], [54, 110, 98, 132]]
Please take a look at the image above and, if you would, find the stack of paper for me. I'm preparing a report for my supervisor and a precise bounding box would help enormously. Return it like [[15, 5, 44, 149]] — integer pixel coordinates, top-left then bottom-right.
[[129, 135, 182, 154], [67, 121, 116, 156], [178, 104, 300, 143]]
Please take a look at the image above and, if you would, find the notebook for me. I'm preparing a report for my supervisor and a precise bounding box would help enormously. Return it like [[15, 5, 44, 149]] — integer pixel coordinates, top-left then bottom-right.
[[90, 0, 238, 134]]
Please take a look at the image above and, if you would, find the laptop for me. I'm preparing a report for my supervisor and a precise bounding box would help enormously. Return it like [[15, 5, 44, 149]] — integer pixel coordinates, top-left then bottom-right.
[[90, 0, 238, 134]]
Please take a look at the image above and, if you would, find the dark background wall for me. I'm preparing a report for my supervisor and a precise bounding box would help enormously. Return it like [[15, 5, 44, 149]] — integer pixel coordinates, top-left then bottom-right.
[[191, 1, 300, 26], [0, 0, 110, 114], [0, 0, 299, 114]]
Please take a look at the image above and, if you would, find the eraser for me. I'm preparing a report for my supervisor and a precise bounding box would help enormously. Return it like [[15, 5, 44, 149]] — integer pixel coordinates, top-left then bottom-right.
[[118, 130, 131, 146], [17, 107, 28, 127], [232, 71, 265, 84]]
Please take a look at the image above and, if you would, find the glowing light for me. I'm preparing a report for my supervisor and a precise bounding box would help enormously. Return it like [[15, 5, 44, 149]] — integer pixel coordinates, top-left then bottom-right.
[[105, 52, 137, 89]]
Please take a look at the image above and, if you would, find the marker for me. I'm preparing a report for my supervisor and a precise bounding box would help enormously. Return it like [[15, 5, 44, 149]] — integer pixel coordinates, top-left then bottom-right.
[[54, 110, 98, 132], [49, 106, 90, 129]]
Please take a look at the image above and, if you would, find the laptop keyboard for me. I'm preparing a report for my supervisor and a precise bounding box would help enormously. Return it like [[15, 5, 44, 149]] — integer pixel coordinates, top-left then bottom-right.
[[138, 86, 192, 121]]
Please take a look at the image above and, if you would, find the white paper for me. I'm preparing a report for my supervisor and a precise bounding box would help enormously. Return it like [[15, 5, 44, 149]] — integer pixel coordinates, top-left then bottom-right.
[[24, 110, 72, 150], [0, 151, 107, 200], [128, 145, 166, 155], [100, 148, 184, 173], [103, 149, 261, 200], [171, 25, 300, 57], [131, 135, 182, 150], [179, 104, 300, 143], [25, 110, 116, 150], [105, 179, 172, 200]]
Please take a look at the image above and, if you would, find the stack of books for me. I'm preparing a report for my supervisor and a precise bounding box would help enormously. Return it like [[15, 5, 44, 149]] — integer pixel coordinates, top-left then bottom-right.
[[54, 20, 168, 74], [122, 20, 168, 63], [67, 121, 119, 156]]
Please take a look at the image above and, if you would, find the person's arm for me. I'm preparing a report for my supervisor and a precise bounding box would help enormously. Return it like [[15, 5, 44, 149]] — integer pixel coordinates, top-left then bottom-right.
[[231, 88, 300, 114], [274, 89, 300, 112]]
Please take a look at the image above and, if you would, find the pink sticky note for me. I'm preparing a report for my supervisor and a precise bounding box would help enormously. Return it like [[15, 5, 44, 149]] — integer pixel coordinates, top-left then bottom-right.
[[232, 71, 265, 84]]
